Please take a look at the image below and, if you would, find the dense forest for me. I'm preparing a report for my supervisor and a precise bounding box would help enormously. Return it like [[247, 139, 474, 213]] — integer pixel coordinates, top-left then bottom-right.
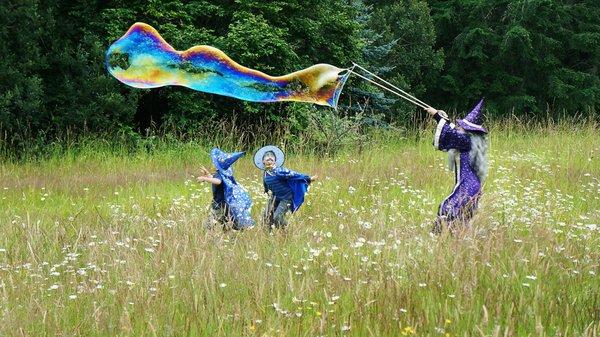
[[1, 0, 598, 149]]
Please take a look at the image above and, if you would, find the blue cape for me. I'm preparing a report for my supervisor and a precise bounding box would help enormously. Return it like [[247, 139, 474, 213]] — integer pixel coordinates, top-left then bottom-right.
[[270, 167, 311, 213]]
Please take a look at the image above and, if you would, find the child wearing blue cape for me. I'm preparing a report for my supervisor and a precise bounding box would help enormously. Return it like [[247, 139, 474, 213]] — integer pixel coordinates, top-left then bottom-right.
[[253, 145, 318, 230], [196, 148, 255, 230]]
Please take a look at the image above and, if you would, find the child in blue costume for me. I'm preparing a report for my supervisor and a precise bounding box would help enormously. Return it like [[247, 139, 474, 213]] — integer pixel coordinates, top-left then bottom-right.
[[253, 146, 318, 230], [197, 148, 255, 230]]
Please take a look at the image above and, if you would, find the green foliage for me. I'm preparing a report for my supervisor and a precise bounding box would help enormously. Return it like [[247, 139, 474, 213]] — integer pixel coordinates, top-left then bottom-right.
[[345, 0, 443, 124], [297, 109, 370, 156], [0, 0, 598, 152], [0, 1, 48, 145], [0, 1, 138, 150], [0, 0, 363, 150], [428, 0, 600, 116]]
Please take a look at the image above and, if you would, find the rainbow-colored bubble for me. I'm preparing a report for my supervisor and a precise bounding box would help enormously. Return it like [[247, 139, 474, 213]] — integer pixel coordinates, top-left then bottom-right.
[[105, 22, 350, 108]]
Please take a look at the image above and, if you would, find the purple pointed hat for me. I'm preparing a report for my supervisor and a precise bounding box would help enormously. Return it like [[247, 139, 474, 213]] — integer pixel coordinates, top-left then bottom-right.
[[457, 98, 487, 133]]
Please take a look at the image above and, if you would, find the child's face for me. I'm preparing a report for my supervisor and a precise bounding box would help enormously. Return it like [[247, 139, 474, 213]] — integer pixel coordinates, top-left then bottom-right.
[[263, 153, 276, 169]]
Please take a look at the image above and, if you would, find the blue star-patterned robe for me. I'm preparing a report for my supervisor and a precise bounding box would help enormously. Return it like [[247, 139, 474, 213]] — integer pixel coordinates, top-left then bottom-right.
[[216, 168, 255, 229], [433, 114, 482, 222]]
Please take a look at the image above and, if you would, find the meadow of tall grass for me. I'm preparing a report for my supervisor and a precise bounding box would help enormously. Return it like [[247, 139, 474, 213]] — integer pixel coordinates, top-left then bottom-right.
[[0, 121, 598, 336]]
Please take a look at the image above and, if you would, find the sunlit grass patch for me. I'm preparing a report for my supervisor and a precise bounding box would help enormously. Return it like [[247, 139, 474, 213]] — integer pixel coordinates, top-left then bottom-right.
[[0, 123, 598, 335]]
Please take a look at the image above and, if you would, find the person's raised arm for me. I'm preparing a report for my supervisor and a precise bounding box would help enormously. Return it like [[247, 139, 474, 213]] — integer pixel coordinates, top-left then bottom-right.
[[196, 166, 222, 185], [424, 107, 470, 152]]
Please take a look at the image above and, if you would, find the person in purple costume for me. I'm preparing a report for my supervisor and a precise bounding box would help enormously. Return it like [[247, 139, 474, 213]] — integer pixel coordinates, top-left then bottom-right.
[[425, 99, 489, 234]]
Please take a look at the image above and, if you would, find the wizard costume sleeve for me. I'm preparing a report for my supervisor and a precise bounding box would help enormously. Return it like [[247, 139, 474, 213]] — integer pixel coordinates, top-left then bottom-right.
[[269, 167, 311, 213], [432, 99, 487, 222], [211, 148, 255, 229]]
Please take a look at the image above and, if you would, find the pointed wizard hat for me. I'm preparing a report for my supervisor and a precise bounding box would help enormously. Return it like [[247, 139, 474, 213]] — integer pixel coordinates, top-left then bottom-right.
[[457, 98, 487, 133], [210, 148, 245, 174]]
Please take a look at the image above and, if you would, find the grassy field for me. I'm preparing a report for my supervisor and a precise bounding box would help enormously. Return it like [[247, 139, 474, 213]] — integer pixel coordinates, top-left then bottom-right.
[[0, 123, 598, 336]]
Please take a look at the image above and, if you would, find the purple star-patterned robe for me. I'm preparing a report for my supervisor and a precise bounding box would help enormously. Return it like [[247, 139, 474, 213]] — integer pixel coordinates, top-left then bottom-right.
[[433, 114, 481, 222]]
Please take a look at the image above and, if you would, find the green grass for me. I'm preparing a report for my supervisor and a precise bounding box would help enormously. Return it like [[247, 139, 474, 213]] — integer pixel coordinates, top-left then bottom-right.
[[0, 123, 598, 336]]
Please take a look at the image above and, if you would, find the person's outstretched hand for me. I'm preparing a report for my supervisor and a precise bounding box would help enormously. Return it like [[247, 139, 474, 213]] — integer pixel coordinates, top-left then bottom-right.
[[425, 107, 438, 116], [196, 166, 212, 182], [310, 175, 319, 182]]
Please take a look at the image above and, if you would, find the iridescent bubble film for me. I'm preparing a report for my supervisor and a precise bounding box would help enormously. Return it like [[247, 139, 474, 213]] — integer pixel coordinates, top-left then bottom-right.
[[106, 23, 350, 108]]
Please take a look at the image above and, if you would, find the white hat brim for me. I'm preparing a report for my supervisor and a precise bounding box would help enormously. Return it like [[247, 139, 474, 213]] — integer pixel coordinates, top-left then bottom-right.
[[254, 145, 285, 169]]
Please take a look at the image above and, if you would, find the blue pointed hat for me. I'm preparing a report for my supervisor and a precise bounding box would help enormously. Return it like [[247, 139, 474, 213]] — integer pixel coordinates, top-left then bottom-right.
[[457, 98, 487, 133], [210, 148, 245, 173]]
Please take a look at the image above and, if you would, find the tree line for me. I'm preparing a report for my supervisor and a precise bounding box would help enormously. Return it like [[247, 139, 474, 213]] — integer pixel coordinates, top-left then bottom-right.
[[1, 0, 598, 149]]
